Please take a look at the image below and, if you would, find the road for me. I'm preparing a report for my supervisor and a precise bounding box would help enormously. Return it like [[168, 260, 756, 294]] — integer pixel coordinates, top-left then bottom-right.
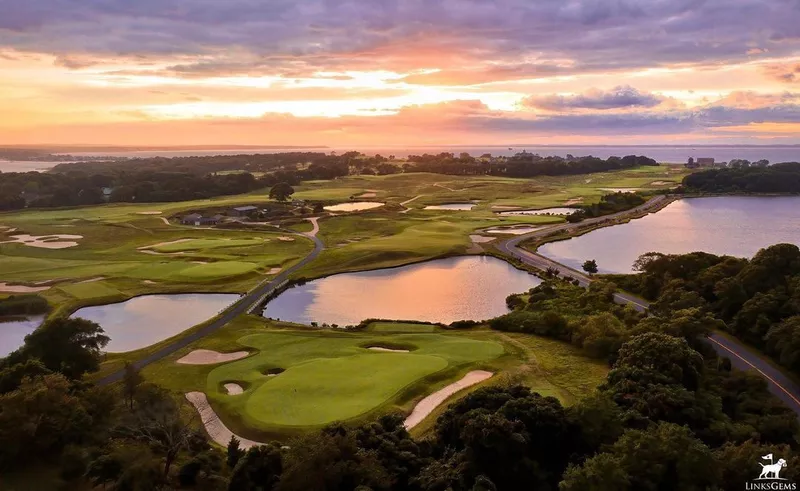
[[97, 218, 325, 385], [496, 198, 800, 417]]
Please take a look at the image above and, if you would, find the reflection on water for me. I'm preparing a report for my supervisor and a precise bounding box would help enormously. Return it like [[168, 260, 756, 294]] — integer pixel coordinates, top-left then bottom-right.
[[0, 315, 44, 356], [424, 203, 476, 211], [71, 293, 240, 352], [263, 256, 541, 325], [539, 196, 800, 274], [324, 202, 385, 212], [499, 207, 575, 216]]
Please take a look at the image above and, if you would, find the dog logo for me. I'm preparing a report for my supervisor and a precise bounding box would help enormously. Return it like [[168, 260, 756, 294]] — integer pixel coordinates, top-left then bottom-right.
[[746, 454, 796, 490], [758, 454, 787, 480]]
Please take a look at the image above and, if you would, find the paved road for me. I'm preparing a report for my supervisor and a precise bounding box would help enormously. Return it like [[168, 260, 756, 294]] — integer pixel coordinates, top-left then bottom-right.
[[496, 198, 800, 417], [97, 219, 325, 385]]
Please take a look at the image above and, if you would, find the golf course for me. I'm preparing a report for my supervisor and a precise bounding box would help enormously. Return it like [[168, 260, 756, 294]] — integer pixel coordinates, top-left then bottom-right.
[[0, 165, 684, 439]]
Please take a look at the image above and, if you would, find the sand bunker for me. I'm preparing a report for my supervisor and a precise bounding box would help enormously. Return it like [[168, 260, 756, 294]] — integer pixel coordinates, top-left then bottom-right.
[[564, 198, 584, 206], [368, 346, 411, 353], [142, 280, 157, 285], [224, 383, 244, 395], [404, 370, 493, 429], [278, 236, 295, 242], [1, 234, 82, 249], [186, 392, 262, 449], [0, 282, 50, 293], [136, 211, 162, 215], [469, 235, 494, 243], [356, 192, 377, 198], [176, 349, 249, 365], [266, 267, 282, 275], [651, 181, 671, 186]]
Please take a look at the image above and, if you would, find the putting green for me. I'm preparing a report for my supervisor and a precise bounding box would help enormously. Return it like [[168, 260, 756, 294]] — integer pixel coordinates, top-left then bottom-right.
[[205, 331, 503, 430]]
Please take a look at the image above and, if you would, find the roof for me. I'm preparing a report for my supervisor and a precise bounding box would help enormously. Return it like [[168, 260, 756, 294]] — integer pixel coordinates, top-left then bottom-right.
[[211, 214, 226, 220], [183, 213, 202, 220], [233, 206, 258, 212]]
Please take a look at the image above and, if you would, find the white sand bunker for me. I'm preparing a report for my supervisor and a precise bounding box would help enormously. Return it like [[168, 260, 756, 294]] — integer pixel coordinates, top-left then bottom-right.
[[186, 392, 262, 449], [564, 198, 584, 205], [1, 234, 82, 249], [177, 349, 249, 365], [136, 211, 162, 215], [469, 235, 494, 243], [651, 181, 671, 186], [224, 383, 244, 395], [368, 346, 410, 353], [356, 192, 377, 198], [404, 370, 494, 429], [277, 236, 295, 242], [0, 282, 50, 293], [266, 267, 282, 275]]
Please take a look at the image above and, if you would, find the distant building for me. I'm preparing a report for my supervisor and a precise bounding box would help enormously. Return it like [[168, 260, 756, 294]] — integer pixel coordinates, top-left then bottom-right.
[[181, 213, 203, 225], [686, 157, 715, 169], [101, 187, 113, 200], [231, 205, 258, 217], [291, 199, 306, 206]]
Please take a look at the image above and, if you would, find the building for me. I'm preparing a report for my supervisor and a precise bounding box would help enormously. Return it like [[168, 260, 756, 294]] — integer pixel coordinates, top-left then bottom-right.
[[181, 213, 203, 225], [686, 157, 716, 169], [231, 205, 258, 217]]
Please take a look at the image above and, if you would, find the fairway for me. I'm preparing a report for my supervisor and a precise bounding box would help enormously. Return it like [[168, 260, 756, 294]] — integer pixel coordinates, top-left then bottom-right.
[[369, 321, 438, 333], [204, 330, 504, 431]]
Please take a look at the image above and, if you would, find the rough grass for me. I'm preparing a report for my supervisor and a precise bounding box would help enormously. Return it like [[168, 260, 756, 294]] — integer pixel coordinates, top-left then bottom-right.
[[369, 322, 438, 333]]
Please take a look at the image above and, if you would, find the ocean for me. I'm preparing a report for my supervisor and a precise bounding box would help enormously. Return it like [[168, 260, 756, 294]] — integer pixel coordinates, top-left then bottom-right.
[[3, 145, 798, 173]]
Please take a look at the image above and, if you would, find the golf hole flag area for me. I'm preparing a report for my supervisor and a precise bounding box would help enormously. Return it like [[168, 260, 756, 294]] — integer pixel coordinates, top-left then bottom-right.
[[203, 330, 503, 432]]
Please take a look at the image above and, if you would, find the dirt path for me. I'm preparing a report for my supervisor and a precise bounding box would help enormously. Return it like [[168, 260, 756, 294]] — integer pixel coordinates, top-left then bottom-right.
[[400, 195, 422, 214], [302, 217, 321, 237], [404, 371, 493, 429], [185, 392, 263, 449], [159, 217, 172, 226]]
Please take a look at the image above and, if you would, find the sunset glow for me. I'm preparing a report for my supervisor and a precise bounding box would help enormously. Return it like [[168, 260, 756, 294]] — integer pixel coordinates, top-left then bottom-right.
[[1, 0, 799, 146]]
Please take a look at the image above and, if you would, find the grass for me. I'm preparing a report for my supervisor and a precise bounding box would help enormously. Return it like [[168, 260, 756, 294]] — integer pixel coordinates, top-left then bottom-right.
[[141, 316, 608, 441]]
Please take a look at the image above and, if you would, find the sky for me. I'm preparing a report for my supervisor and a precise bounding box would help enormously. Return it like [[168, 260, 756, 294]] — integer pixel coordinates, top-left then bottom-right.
[[1, 0, 799, 147]]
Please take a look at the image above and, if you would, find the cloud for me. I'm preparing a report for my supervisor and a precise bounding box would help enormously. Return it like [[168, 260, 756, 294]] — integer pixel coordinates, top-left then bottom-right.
[[764, 62, 800, 83], [1, 0, 798, 81], [53, 55, 96, 69], [523, 85, 665, 111]]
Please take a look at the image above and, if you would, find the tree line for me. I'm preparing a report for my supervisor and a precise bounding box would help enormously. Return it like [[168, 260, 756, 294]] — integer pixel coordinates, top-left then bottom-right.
[[608, 243, 800, 378], [681, 162, 800, 193]]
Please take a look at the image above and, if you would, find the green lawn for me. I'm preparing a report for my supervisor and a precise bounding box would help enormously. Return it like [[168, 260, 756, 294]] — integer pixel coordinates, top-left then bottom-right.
[[141, 316, 608, 441]]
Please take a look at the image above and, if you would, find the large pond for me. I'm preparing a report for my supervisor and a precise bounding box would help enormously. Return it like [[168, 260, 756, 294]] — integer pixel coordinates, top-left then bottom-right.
[[0, 315, 45, 356], [263, 256, 541, 326], [71, 293, 240, 352], [538, 196, 800, 274]]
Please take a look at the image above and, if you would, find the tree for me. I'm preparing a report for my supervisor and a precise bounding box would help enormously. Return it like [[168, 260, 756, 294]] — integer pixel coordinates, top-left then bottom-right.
[[122, 361, 144, 411], [5, 317, 109, 379], [227, 435, 245, 469], [582, 259, 598, 275], [560, 423, 719, 491], [119, 385, 198, 477], [270, 182, 295, 201]]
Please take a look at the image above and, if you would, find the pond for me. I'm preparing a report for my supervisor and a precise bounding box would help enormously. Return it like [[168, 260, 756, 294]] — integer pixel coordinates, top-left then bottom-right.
[[263, 256, 541, 326], [499, 207, 575, 216], [71, 293, 240, 352], [324, 202, 384, 212], [0, 315, 45, 356], [424, 203, 476, 211], [538, 196, 800, 274]]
